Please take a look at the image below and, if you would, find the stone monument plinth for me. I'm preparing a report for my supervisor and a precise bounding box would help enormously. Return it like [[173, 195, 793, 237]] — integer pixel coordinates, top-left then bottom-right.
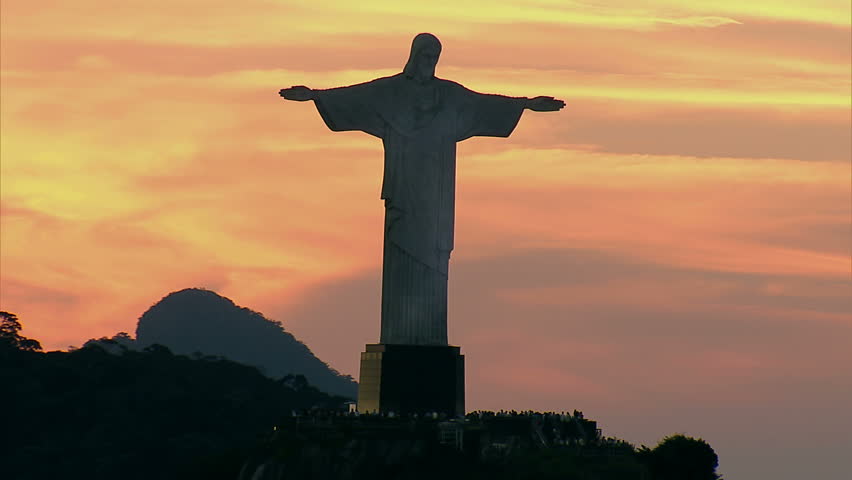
[[358, 344, 464, 416]]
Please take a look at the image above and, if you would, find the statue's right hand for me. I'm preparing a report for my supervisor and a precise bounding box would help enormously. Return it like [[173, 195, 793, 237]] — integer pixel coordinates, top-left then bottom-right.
[[279, 85, 314, 101]]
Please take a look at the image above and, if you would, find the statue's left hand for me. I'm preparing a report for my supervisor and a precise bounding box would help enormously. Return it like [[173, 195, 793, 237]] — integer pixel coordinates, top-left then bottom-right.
[[279, 85, 314, 101], [526, 96, 565, 112]]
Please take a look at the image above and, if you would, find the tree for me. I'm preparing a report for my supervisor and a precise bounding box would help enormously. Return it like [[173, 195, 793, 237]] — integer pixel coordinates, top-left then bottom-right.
[[638, 434, 721, 480], [0, 311, 42, 352]]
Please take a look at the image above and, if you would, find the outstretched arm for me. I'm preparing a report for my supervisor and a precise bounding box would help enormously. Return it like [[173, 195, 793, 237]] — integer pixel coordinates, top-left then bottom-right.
[[279, 85, 315, 101], [455, 88, 565, 141], [523, 96, 565, 112], [278, 81, 386, 138]]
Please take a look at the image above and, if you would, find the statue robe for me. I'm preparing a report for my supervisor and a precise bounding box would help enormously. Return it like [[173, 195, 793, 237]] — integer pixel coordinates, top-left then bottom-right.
[[313, 73, 525, 345]]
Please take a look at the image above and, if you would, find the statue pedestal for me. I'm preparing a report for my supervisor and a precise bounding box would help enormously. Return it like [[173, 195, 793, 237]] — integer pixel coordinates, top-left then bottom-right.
[[358, 344, 464, 416]]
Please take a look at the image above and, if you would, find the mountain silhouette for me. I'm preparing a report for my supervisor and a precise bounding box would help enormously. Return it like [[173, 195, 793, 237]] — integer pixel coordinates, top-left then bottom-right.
[[134, 288, 356, 398]]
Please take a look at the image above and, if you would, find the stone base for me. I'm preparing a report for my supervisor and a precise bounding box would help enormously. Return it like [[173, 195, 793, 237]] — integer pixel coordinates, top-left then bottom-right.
[[358, 344, 464, 416]]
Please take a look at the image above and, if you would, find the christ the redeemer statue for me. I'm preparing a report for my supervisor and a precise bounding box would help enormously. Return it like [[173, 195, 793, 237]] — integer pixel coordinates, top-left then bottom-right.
[[280, 33, 564, 347]]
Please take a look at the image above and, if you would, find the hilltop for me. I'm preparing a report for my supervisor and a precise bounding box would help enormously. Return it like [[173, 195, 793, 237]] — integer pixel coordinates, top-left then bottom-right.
[[88, 288, 357, 398]]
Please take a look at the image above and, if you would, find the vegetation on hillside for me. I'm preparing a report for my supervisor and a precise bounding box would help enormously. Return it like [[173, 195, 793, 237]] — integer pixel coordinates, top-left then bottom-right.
[[1, 311, 347, 480], [2, 311, 721, 479]]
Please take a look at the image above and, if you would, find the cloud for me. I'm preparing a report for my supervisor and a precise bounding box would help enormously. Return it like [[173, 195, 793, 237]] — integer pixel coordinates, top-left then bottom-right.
[[655, 16, 741, 27], [3, 3, 850, 478], [0, 1, 758, 51], [264, 245, 851, 393], [0, 278, 80, 308], [256, 243, 851, 478], [529, 103, 852, 163]]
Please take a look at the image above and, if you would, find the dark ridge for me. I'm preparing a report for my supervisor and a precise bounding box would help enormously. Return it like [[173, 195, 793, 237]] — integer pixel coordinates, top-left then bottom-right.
[[1, 342, 347, 480], [134, 288, 356, 398]]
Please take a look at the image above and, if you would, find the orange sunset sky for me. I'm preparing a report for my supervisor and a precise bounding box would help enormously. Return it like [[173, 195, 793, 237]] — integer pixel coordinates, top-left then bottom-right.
[[1, 1, 850, 478]]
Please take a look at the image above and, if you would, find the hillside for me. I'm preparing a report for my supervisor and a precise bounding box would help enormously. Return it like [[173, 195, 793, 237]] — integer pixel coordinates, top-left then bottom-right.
[[1, 341, 347, 480], [133, 288, 357, 398]]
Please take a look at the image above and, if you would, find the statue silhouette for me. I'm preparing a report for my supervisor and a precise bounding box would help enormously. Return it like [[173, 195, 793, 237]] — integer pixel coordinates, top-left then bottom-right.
[[280, 33, 565, 346]]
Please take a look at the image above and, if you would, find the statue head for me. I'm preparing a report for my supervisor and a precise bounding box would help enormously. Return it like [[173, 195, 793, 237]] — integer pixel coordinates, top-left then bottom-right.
[[403, 33, 442, 84]]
